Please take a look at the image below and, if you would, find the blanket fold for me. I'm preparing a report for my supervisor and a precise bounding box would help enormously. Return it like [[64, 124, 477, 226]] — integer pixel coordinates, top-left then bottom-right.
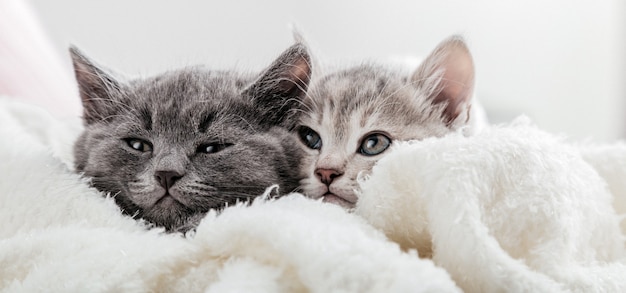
[[356, 117, 626, 292]]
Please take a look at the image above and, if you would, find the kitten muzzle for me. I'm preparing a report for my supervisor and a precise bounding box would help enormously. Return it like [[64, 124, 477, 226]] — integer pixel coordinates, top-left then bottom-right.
[[322, 192, 356, 209], [154, 193, 183, 209]]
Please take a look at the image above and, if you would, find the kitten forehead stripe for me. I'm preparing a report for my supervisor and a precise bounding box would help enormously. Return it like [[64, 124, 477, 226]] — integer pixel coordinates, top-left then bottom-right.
[[199, 113, 215, 133], [138, 106, 153, 131]]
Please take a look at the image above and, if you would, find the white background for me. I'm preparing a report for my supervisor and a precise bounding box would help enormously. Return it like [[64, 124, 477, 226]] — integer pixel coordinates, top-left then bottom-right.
[[29, 0, 626, 141]]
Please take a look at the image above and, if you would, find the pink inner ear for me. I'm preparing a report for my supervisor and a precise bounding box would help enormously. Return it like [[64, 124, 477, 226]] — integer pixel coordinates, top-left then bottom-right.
[[278, 56, 311, 94], [413, 37, 475, 124], [290, 57, 311, 85], [433, 46, 475, 123]]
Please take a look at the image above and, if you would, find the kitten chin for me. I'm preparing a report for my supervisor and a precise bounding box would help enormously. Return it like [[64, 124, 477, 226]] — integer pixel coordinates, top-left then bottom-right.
[[70, 43, 311, 231], [297, 35, 476, 209]]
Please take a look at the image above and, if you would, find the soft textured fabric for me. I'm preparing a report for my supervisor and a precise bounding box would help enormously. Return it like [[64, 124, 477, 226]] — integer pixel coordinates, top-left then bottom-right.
[[357, 117, 626, 292], [1, 98, 624, 292]]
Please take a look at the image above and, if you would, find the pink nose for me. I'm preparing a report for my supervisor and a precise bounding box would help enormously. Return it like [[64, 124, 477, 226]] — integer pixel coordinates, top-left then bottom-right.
[[315, 168, 343, 185]]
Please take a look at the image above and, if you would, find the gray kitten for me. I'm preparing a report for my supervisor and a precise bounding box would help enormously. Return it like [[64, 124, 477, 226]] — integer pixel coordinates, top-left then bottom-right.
[[297, 36, 475, 208], [71, 44, 311, 232]]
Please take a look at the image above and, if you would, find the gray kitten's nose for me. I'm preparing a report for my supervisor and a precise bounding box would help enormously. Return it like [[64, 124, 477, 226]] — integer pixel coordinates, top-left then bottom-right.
[[315, 168, 343, 185], [155, 170, 184, 190]]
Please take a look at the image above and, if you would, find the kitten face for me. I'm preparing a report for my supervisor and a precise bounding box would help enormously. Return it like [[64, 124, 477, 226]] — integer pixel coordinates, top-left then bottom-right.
[[297, 36, 475, 208], [71, 44, 311, 231]]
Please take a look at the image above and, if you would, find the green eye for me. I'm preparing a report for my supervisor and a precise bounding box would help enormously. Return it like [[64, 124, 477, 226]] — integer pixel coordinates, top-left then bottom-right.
[[359, 133, 391, 156], [298, 126, 322, 150], [198, 143, 231, 154], [125, 138, 153, 152]]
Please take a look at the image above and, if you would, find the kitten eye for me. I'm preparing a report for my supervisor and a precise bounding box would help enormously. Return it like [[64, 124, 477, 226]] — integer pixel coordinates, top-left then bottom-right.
[[297, 126, 322, 150], [359, 133, 391, 156], [198, 143, 232, 154], [124, 138, 153, 152]]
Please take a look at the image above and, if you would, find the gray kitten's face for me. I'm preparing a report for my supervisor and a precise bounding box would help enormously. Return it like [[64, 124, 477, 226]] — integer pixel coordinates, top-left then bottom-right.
[[297, 37, 475, 208], [71, 44, 311, 231]]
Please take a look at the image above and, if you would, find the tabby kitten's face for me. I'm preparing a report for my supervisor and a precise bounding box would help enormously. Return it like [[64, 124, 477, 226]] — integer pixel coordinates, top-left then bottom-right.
[[71, 44, 311, 231], [297, 36, 475, 208]]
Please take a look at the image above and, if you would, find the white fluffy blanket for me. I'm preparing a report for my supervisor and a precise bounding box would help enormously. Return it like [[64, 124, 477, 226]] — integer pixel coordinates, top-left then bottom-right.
[[1, 98, 625, 292]]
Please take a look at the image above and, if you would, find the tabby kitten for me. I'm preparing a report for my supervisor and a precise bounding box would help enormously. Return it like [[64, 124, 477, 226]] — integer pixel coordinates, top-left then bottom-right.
[[71, 43, 311, 231], [297, 36, 475, 208]]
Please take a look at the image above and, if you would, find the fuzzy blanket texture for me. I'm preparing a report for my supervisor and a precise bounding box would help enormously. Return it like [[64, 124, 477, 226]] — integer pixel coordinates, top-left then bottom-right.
[[1, 98, 625, 292]]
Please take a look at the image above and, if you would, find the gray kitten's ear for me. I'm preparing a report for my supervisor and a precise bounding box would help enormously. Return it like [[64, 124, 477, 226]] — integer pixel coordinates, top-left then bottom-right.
[[412, 36, 475, 125], [69, 46, 123, 124], [244, 43, 312, 127]]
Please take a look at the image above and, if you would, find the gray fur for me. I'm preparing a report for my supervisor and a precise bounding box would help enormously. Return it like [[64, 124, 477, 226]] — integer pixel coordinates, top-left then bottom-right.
[[71, 44, 311, 232], [297, 36, 475, 209]]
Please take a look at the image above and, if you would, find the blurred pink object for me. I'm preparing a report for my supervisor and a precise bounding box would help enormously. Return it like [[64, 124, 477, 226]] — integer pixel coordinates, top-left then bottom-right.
[[0, 0, 80, 118]]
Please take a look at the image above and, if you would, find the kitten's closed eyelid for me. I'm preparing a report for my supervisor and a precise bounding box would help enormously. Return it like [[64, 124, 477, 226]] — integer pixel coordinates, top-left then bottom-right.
[[197, 143, 233, 154], [123, 138, 153, 153]]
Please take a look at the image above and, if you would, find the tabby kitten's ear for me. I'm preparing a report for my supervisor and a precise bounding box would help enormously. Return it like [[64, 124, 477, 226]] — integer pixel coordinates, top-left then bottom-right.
[[69, 47, 123, 125], [244, 43, 312, 127], [412, 35, 475, 125]]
